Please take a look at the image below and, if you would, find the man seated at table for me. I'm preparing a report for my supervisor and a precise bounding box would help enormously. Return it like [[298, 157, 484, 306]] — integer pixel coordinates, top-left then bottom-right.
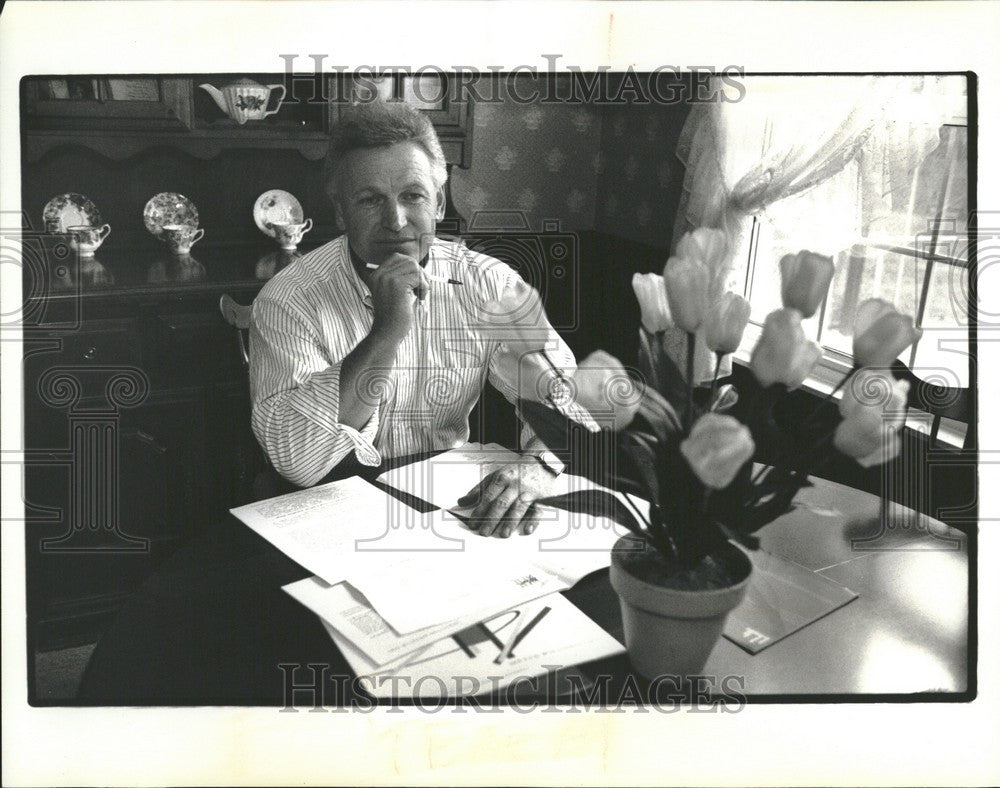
[[249, 100, 572, 538]]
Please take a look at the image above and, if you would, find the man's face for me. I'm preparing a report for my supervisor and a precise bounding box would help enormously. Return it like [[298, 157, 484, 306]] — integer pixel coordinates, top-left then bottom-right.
[[334, 141, 446, 267]]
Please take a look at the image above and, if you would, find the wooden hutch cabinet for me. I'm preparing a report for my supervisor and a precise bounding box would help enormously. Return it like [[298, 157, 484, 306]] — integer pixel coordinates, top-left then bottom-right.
[[22, 74, 473, 166], [20, 73, 474, 654]]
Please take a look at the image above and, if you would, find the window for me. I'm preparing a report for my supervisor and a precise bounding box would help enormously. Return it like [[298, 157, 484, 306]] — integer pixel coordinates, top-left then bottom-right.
[[733, 78, 970, 443]]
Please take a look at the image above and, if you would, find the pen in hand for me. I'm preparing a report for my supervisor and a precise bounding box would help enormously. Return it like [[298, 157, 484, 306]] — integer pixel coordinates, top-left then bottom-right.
[[366, 262, 463, 286]]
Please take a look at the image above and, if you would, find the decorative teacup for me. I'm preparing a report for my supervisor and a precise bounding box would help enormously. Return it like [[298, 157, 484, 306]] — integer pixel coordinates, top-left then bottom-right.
[[269, 218, 312, 250], [161, 224, 205, 255], [67, 224, 111, 257]]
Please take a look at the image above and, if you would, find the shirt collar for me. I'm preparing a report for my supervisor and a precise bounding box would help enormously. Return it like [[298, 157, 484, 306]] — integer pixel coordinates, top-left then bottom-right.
[[337, 236, 373, 306]]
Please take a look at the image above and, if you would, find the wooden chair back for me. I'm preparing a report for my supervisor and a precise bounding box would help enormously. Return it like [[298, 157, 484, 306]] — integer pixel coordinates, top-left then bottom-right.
[[218, 294, 252, 369], [891, 360, 972, 449]]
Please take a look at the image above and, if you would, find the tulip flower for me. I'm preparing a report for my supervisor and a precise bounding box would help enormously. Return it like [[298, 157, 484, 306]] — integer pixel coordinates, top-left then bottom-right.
[[662, 256, 710, 333], [749, 308, 822, 389], [675, 227, 729, 278], [839, 369, 910, 420], [572, 350, 641, 430], [680, 413, 756, 490], [833, 408, 885, 460], [834, 405, 908, 468], [853, 298, 922, 368], [477, 279, 553, 353], [661, 227, 728, 334], [834, 369, 909, 467], [704, 292, 752, 355], [779, 250, 835, 318], [631, 272, 673, 333], [854, 430, 903, 468]]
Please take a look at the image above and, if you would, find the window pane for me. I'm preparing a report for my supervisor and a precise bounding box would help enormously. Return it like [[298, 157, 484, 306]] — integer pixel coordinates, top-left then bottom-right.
[[748, 121, 967, 361], [913, 261, 970, 388], [922, 262, 970, 328], [864, 124, 968, 252], [918, 125, 968, 238], [821, 247, 926, 357], [747, 161, 860, 338], [911, 331, 970, 389]]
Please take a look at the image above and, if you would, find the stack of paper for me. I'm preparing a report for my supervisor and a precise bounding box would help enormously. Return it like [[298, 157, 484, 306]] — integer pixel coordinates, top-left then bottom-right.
[[723, 549, 859, 654], [284, 577, 623, 698], [230, 444, 631, 697]]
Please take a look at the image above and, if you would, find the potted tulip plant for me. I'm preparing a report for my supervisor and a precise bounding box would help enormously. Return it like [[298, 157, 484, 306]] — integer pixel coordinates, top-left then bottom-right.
[[513, 228, 922, 679]]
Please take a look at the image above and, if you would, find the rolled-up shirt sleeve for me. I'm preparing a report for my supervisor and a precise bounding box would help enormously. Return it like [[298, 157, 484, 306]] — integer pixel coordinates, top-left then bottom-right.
[[485, 274, 595, 450], [249, 296, 380, 487]]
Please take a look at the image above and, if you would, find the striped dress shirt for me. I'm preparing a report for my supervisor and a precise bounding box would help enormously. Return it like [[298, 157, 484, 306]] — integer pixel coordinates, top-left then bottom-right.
[[249, 235, 577, 487]]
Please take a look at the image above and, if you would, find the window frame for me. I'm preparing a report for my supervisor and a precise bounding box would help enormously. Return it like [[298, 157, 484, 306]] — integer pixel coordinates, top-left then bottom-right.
[[731, 115, 971, 448]]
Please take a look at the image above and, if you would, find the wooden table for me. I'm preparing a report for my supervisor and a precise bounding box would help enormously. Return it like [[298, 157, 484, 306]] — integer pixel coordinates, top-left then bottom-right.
[[565, 478, 969, 699], [76, 466, 970, 705]]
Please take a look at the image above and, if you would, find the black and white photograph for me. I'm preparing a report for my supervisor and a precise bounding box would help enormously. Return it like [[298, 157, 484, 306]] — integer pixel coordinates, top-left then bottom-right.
[[2, 2, 998, 786]]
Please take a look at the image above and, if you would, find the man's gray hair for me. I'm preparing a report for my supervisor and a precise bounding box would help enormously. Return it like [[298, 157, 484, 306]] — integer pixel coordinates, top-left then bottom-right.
[[323, 101, 448, 204]]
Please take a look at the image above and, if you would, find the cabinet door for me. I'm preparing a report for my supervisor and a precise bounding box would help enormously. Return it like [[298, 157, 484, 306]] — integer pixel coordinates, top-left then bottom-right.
[[25, 395, 213, 652], [331, 74, 472, 165], [23, 77, 193, 130]]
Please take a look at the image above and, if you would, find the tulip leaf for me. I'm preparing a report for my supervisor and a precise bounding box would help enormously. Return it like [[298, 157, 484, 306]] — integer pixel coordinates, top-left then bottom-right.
[[637, 329, 690, 420], [536, 489, 646, 540], [716, 520, 761, 552], [637, 329, 662, 393], [517, 398, 647, 498], [637, 384, 683, 440], [738, 473, 809, 534], [710, 383, 739, 414], [620, 430, 661, 506]]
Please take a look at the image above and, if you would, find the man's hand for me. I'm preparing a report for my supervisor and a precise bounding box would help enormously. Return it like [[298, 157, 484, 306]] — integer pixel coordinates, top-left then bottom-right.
[[456, 460, 558, 538], [369, 253, 430, 341]]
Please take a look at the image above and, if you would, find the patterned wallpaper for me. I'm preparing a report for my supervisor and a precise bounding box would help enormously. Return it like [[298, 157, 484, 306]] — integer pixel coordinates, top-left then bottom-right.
[[450, 78, 602, 234], [450, 76, 691, 251], [593, 102, 691, 251]]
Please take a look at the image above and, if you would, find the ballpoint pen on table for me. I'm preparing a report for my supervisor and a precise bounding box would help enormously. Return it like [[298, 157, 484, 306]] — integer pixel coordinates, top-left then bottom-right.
[[494, 603, 552, 665], [365, 262, 463, 286]]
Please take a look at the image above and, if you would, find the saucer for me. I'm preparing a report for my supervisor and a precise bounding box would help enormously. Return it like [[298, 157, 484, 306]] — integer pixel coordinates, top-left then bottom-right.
[[254, 190, 304, 238], [143, 192, 199, 239], [43, 193, 101, 233]]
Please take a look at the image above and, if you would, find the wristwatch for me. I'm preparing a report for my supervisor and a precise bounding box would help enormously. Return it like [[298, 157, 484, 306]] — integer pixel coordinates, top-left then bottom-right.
[[532, 449, 565, 477]]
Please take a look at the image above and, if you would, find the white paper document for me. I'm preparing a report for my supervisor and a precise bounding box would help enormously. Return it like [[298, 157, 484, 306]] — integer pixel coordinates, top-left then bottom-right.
[[339, 507, 623, 633], [231, 476, 417, 586], [283, 575, 536, 667], [235, 445, 638, 637], [345, 544, 566, 633], [375, 442, 521, 511], [320, 592, 625, 699]]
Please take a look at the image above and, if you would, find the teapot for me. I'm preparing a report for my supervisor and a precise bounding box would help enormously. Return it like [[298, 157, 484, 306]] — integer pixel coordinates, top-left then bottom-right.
[[199, 78, 286, 125]]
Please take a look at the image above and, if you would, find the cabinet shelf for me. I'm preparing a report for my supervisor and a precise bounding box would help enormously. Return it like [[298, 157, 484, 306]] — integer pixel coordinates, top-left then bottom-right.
[[23, 74, 474, 166], [24, 128, 332, 162]]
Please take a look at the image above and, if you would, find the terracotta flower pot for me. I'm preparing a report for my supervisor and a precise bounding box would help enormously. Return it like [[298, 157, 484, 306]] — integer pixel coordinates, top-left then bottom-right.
[[609, 536, 753, 680]]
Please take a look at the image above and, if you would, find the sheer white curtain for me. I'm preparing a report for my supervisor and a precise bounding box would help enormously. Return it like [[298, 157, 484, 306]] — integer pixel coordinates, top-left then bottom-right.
[[669, 75, 962, 382], [674, 75, 959, 282]]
